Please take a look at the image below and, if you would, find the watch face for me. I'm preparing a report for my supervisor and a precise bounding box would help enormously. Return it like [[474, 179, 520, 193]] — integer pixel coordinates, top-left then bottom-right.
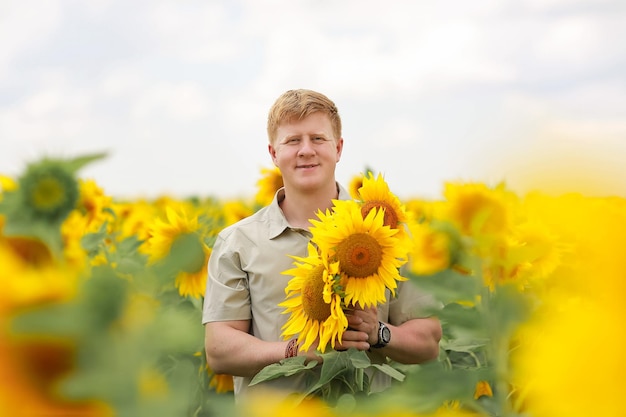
[[381, 324, 391, 343]]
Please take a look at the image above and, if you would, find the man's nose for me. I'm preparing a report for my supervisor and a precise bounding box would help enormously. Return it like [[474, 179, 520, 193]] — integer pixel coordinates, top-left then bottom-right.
[[297, 138, 315, 156]]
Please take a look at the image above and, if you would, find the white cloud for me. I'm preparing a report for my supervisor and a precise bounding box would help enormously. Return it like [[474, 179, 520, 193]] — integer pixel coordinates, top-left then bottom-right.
[[147, 2, 242, 63], [130, 82, 213, 122], [0, 77, 93, 144], [0, 1, 62, 81]]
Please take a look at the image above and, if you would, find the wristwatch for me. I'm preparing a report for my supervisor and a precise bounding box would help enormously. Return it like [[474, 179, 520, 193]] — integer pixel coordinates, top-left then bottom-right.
[[371, 321, 391, 348]]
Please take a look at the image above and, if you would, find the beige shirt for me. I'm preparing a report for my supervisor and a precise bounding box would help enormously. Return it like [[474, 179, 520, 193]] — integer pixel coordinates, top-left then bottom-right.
[[202, 184, 435, 400]]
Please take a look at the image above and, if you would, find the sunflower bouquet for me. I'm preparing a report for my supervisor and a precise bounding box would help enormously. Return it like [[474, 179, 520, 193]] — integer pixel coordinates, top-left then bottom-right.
[[251, 174, 414, 401]]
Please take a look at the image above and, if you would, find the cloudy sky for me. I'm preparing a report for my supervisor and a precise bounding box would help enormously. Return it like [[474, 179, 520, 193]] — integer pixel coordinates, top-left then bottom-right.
[[2, 0, 625, 201]]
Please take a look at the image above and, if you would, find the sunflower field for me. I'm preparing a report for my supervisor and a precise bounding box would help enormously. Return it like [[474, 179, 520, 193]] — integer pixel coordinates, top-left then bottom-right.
[[1, 154, 624, 417]]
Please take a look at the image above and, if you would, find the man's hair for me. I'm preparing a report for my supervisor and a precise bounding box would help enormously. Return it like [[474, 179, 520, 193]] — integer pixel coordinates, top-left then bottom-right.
[[267, 89, 342, 143]]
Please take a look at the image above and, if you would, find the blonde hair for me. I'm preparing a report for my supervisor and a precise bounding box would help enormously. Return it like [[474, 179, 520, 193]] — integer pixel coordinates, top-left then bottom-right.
[[266, 89, 342, 143]]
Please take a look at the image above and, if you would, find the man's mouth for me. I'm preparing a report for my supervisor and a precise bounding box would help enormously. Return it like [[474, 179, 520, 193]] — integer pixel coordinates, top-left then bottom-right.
[[297, 164, 318, 169]]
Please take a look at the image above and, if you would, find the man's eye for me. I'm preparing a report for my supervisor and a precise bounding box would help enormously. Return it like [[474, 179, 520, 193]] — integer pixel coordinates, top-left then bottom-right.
[[313, 137, 325, 142]]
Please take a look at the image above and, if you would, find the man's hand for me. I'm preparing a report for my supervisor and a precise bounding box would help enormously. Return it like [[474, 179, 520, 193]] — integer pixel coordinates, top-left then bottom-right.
[[335, 305, 378, 351]]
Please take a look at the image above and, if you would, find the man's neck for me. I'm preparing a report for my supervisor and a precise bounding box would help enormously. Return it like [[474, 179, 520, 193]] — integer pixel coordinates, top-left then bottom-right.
[[279, 183, 339, 228]]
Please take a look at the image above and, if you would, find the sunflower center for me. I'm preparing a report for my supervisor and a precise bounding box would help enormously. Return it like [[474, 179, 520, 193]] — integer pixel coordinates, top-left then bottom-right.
[[7, 236, 53, 267], [301, 265, 332, 322], [336, 233, 383, 278], [361, 201, 398, 229], [31, 177, 66, 212]]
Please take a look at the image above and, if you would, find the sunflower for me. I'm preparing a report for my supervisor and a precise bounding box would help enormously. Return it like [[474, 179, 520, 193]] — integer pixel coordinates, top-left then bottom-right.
[[0, 174, 17, 194], [111, 200, 158, 245], [75, 179, 114, 228], [279, 243, 347, 353], [0, 326, 113, 417], [442, 181, 518, 239], [311, 200, 410, 308], [357, 172, 411, 232], [18, 160, 79, 223], [221, 199, 255, 227], [408, 220, 461, 276], [348, 174, 364, 200], [175, 247, 212, 298], [487, 220, 565, 289], [255, 166, 283, 206], [147, 204, 210, 298], [207, 366, 235, 393], [0, 236, 80, 313], [138, 366, 169, 398]]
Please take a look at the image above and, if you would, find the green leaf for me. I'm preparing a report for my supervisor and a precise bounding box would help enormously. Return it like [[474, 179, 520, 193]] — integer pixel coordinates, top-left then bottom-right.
[[64, 152, 108, 173], [441, 338, 489, 353], [439, 302, 487, 341], [116, 235, 144, 256], [81, 228, 108, 253], [391, 360, 492, 413], [249, 356, 318, 385], [486, 284, 532, 337], [408, 269, 481, 305], [371, 363, 405, 381], [305, 349, 369, 396]]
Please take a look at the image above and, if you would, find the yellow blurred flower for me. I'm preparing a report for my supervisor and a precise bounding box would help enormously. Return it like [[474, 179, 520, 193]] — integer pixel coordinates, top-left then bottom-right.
[[485, 219, 565, 290], [408, 221, 461, 276], [255, 166, 283, 206], [75, 179, 113, 228], [111, 200, 159, 254], [208, 370, 234, 394], [473, 380, 493, 399], [138, 366, 169, 398], [0, 235, 79, 313], [243, 391, 337, 417], [147, 204, 210, 298], [442, 182, 517, 240], [0, 326, 113, 417], [174, 247, 211, 298], [116, 293, 160, 332], [0, 174, 17, 194], [512, 194, 626, 417], [222, 199, 255, 227], [60, 179, 116, 269]]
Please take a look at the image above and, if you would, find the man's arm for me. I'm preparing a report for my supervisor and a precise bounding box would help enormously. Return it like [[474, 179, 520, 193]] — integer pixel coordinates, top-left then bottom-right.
[[204, 320, 324, 377], [204, 320, 287, 377], [340, 307, 442, 364], [377, 317, 442, 364]]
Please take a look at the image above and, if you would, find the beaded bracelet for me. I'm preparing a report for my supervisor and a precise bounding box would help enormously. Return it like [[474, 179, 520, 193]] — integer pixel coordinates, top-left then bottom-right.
[[285, 339, 299, 358]]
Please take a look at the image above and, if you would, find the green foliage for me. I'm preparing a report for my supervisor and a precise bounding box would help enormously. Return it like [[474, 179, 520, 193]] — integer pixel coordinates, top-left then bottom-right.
[[391, 266, 533, 416], [251, 348, 405, 406], [0, 152, 106, 255]]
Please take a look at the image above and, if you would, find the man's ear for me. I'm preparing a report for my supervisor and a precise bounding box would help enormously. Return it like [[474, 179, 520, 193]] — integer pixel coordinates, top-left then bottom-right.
[[335, 137, 344, 162], [268, 143, 278, 166]]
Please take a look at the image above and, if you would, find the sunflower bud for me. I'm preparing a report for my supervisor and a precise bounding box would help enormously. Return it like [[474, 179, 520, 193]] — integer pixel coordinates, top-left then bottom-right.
[[19, 161, 79, 223]]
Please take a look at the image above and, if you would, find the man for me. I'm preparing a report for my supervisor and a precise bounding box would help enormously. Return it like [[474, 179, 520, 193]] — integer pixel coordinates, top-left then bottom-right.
[[203, 89, 441, 401]]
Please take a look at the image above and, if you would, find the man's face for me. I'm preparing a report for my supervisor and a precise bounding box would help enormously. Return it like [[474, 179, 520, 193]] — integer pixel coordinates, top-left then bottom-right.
[[269, 112, 343, 194]]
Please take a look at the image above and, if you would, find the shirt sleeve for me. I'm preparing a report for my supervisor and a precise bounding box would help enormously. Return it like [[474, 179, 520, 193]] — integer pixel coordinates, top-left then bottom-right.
[[202, 231, 252, 324], [388, 279, 442, 326]]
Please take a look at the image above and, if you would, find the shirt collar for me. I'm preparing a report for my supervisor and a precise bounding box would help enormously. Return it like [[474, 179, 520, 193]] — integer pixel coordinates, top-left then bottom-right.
[[267, 183, 351, 239]]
